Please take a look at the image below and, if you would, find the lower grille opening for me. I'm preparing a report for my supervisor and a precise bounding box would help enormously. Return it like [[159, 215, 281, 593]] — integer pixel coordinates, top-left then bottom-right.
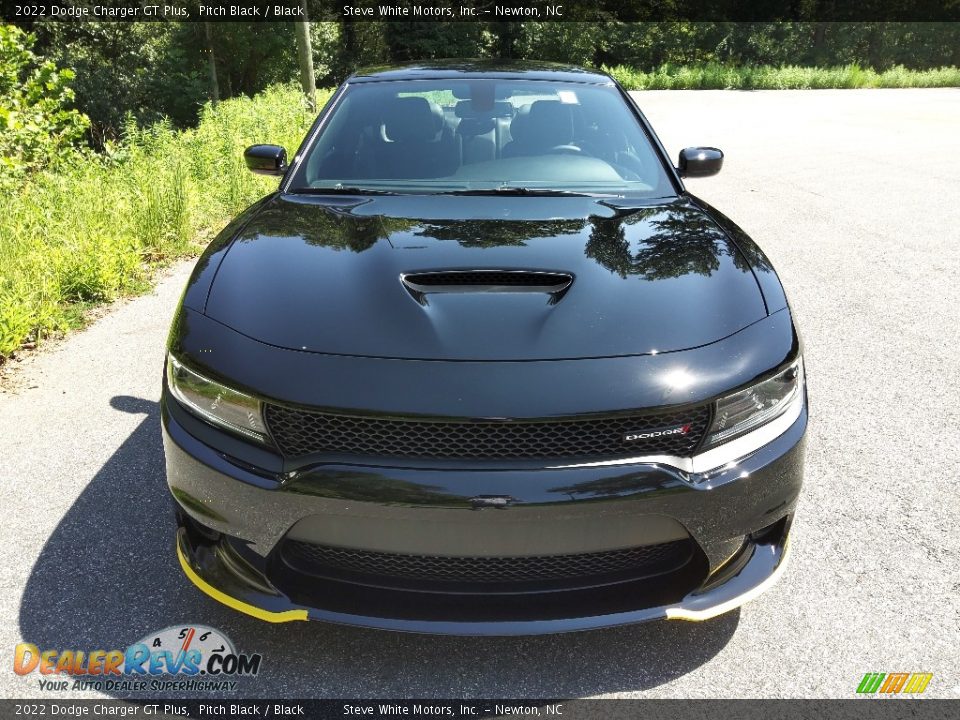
[[279, 539, 695, 594]]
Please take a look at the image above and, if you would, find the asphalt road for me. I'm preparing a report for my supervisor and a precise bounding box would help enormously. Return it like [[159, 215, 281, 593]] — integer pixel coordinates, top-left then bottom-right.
[[1, 89, 958, 700]]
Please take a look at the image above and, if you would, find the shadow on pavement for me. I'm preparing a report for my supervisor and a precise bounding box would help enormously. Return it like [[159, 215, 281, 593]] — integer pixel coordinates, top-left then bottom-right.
[[18, 396, 738, 698]]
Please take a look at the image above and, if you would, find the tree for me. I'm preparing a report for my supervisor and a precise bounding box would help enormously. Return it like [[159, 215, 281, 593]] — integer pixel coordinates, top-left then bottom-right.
[[0, 25, 88, 190], [295, 0, 316, 110], [383, 21, 484, 61], [30, 21, 208, 144], [204, 22, 219, 105]]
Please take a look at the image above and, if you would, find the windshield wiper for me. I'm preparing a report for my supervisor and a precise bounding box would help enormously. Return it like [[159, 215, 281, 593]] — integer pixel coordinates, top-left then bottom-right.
[[288, 186, 398, 196], [438, 187, 623, 198], [593, 196, 678, 218]]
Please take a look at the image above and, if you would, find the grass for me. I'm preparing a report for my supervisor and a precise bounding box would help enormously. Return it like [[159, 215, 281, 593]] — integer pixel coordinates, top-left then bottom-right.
[[603, 63, 960, 90], [0, 84, 331, 360]]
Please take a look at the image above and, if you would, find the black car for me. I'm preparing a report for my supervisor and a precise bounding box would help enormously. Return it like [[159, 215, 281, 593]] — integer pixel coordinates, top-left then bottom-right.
[[163, 61, 806, 634]]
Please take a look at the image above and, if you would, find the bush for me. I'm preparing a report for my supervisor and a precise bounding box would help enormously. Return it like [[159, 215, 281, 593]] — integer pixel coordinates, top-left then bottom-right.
[[0, 84, 330, 359], [603, 63, 960, 90], [0, 25, 90, 192]]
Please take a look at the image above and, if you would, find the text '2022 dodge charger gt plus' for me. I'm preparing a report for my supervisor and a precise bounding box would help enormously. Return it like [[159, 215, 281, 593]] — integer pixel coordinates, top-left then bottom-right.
[[162, 62, 806, 634]]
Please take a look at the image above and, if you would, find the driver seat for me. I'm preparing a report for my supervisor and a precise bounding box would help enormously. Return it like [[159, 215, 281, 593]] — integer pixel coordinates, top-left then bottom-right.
[[371, 97, 461, 178], [503, 100, 575, 157]]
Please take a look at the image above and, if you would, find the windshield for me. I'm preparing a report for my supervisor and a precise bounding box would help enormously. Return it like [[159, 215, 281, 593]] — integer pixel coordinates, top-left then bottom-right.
[[288, 79, 676, 197]]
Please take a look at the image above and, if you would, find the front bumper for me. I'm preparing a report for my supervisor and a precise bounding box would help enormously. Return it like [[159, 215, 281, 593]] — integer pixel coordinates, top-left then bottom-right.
[[174, 523, 792, 634], [163, 390, 806, 635]]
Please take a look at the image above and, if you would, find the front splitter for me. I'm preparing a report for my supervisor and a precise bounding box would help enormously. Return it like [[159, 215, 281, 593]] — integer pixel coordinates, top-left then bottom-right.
[[175, 527, 791, 635]]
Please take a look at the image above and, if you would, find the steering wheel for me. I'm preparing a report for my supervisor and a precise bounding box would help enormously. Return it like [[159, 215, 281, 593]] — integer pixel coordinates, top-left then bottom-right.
[[610, 163, 642, 181], [549, 144, 582, 155], [615, 151, 653, 180]]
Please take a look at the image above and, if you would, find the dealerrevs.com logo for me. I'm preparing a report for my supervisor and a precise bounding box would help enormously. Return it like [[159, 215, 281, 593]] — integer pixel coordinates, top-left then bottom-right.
[[13, 625, 262, 693]]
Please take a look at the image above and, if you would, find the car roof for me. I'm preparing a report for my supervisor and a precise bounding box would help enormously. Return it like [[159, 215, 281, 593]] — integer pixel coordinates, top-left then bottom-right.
[[347, 60, 614, 85]]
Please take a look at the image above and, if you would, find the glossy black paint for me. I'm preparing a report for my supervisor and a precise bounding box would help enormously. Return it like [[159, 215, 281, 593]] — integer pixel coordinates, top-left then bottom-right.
[[165, 62, 805, 633], [174, 523, 788, 635], [243, 144, 288, 176], [679, 147, 724, 178], [689, 194, 788, 314], [199, 195, 767, 361], [348, 60, 613, 85], [164, 393, 804, 563], [169, 304, 798, 426], [164, 398, 803, 633]]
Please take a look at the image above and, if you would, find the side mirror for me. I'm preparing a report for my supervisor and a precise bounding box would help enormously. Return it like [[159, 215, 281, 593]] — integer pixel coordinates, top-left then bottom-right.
[[244, 144, 288, 176], [678, 147, 723, 178]]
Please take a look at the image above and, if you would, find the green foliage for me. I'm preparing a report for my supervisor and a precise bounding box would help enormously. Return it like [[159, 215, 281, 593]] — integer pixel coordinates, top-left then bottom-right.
[[526, 22, 960, 71], [30, 23, 199, 143], [329, 21, 958, 74], [0, 84, 330, 359], [518, 23, 604, 66], [17, 21, 960, 143], [32, 21, 301, 144], [603, 63, 960, 90], [0, 25, 89, 191], [309, 22, 342, 81], [321, 20, 390, 82], [383, 20, 485, 62]]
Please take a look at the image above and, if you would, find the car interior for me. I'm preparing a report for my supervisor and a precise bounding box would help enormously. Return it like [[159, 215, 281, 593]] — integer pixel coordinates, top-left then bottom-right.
[[300, 80, 666, 190]]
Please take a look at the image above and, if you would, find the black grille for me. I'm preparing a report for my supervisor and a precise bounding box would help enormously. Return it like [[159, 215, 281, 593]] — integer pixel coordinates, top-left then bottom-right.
[[282, 540, 693, 586], [402, 270, 571, 290], [264, 404, 710, 460]]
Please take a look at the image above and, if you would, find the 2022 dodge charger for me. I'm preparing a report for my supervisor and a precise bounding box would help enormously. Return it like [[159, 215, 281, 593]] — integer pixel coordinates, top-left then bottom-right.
[[163, 62, 806, 634]]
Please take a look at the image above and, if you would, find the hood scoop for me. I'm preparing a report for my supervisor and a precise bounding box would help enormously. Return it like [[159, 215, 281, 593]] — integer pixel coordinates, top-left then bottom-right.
[[401, 270, 573, 305]]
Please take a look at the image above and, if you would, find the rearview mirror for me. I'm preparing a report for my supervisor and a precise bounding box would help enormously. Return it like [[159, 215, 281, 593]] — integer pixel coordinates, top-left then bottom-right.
[[678, 147, 723, 178], [244, 144, 288, 176]]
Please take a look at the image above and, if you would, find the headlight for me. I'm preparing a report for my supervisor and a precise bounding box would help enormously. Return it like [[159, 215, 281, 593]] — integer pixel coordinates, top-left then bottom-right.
[[704, 358, 803, 447], [166, 354, 269, 443]]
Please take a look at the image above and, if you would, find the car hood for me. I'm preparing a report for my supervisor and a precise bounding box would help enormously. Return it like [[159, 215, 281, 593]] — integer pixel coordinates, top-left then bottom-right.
[[202, 194, 768, 361]]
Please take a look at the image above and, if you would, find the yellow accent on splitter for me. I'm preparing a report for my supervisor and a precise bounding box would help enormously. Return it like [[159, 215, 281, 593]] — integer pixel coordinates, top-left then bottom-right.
[[176, 544, 308, 623]]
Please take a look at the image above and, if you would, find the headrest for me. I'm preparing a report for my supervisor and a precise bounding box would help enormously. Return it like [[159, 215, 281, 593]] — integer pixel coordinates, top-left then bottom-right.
[[523, 100, 574, 148], [454, 100, 513, 119], [384, 97, 444, 143], [508, 104, 532, 143], [456, 117, 496, 137]]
